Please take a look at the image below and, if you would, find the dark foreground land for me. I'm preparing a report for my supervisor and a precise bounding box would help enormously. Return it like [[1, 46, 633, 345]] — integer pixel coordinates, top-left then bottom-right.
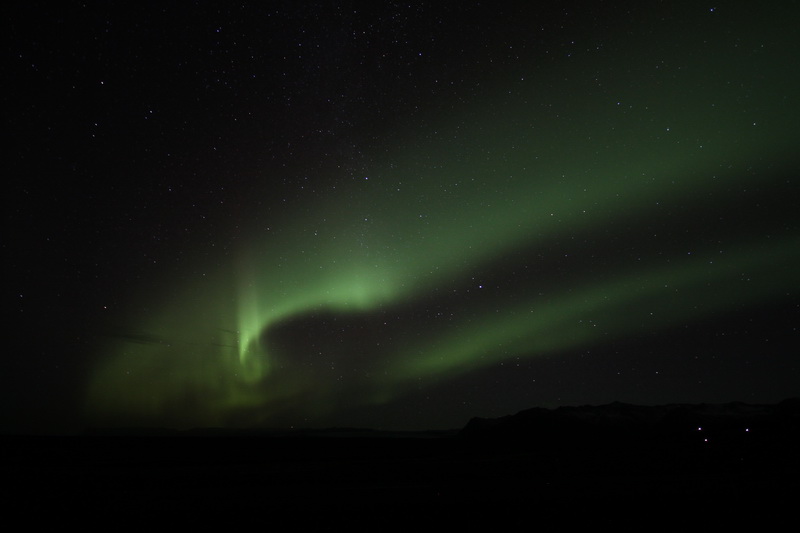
[[4, 400, 798, 528]]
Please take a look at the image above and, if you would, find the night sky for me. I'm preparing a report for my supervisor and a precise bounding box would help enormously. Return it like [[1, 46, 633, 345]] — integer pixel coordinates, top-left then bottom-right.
[[6, 2, 799, 433]]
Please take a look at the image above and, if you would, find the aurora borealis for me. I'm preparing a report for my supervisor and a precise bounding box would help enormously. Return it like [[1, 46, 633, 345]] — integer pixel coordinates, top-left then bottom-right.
[[7, 2, 799, 432]]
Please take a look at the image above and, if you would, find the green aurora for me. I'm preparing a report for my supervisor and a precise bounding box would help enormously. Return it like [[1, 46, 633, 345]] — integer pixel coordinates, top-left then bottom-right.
[[85, 6, 799, 428]]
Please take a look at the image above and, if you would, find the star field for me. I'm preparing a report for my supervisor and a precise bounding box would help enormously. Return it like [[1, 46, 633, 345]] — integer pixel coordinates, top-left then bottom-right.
[[6, 2, 798, 432]]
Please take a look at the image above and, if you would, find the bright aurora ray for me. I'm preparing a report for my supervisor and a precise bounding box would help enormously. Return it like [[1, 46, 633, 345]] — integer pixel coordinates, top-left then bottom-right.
[[86, 7, 799, 429]]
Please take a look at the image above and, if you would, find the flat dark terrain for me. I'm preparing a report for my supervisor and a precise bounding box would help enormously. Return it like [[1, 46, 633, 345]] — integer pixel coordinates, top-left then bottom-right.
[[4, 400, 798, 528]]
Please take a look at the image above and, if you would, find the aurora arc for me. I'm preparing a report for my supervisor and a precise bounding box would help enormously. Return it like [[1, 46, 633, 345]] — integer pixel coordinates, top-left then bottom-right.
[[85, 18, 799, 428]]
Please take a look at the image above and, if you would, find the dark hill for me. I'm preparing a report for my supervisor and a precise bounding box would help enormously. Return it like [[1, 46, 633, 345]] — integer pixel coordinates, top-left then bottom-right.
[[4, 399, 798, 528]]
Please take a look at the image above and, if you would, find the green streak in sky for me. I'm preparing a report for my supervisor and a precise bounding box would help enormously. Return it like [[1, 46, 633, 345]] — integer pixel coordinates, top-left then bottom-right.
[[386, 236, 798, 384], [85, 11, 799, 427]]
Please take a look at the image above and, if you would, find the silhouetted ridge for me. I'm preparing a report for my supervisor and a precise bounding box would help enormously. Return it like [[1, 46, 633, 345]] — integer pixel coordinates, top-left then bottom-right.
[[459, 399, 800, 447]]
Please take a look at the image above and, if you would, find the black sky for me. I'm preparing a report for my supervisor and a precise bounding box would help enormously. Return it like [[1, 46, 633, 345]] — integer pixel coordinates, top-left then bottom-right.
[[5, 1, 799, 433]]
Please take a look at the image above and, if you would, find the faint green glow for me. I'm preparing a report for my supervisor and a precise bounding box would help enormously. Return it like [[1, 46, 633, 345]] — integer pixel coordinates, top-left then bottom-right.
[[85, 13, 799, 428], [386, 236, 798, 384]]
